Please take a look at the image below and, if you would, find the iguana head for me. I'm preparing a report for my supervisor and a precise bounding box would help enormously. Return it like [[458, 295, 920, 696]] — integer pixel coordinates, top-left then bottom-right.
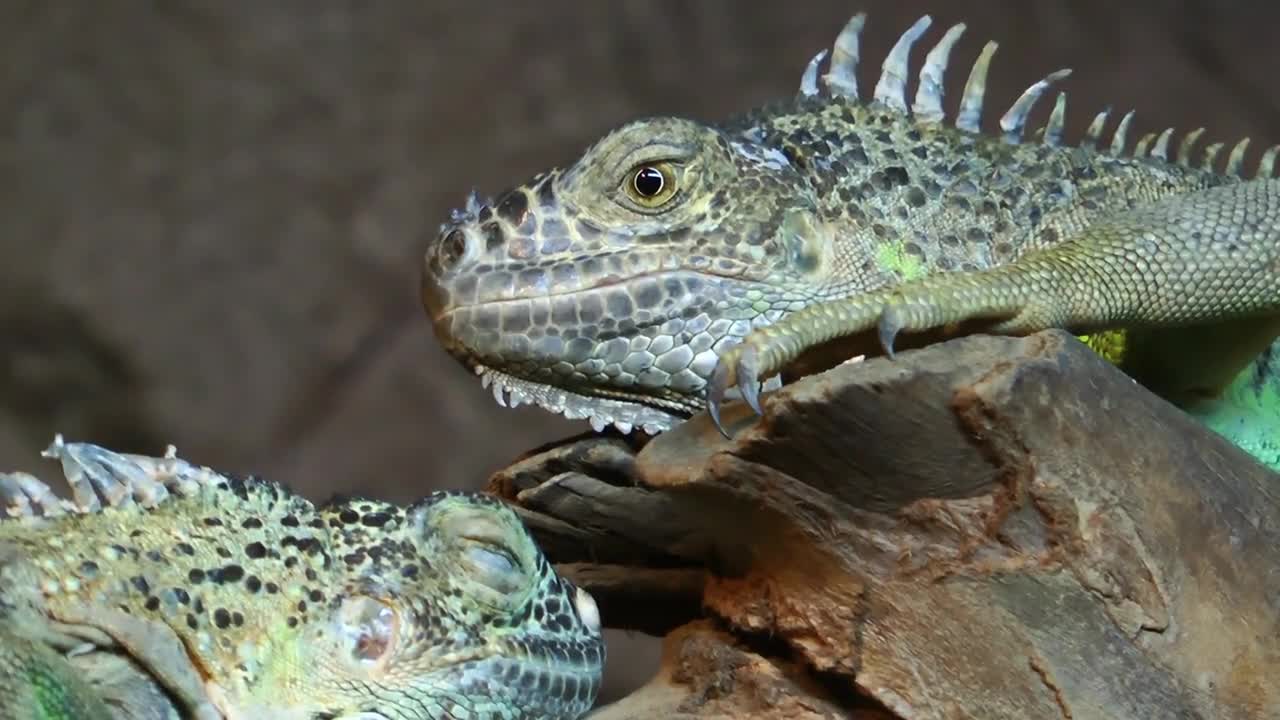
[[422, 116, 828, 434], [249, 491, 605, 720]]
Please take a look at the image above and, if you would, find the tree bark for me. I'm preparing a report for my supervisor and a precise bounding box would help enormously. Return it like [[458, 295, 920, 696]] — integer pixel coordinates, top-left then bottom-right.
[[489, 331, 1280, 720]]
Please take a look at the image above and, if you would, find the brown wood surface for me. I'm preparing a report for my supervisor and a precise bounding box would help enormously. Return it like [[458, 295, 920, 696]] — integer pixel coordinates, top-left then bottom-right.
[[493, 332, 1280, 719]]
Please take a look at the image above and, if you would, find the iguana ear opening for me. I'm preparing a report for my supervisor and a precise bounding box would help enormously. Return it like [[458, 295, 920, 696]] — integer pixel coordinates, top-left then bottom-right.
[[336, 596, 399, 670]]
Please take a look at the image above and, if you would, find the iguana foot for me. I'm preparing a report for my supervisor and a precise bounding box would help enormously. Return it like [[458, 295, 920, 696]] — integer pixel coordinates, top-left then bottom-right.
[[54, 604, 222, 720], [705, 270, 1048, 435]]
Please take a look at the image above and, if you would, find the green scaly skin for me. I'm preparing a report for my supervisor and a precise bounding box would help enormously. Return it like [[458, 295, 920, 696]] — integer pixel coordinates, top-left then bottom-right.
[[0, 629, 115, 720], [1190, 346, 1280, 469], [0, 438, 604, 720], [422, 12, 1280, 471]]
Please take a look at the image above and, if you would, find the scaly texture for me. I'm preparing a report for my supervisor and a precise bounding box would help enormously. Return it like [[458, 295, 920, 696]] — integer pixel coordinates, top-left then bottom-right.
[[0, 436, 604, 720], [421, 11, 1280, 469]]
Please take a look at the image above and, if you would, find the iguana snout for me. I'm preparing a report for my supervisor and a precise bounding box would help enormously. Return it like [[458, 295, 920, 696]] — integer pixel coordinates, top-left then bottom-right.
[[422, 117, 825, 433]]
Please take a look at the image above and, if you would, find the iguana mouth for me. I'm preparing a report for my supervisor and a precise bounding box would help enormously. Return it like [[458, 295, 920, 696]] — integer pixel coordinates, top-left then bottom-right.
[[471, 359, 784, 435], [471, 362, 695, 435], [426, 253, 789, 433]]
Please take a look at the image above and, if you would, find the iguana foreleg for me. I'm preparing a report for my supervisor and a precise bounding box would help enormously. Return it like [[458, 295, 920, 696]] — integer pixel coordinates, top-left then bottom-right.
[[708, 179, 1280, 437]]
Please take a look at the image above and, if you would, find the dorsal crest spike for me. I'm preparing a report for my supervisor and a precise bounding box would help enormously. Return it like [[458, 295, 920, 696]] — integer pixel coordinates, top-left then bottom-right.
[[1133, 132, 1156, 158], [1150, 128, 1175, 160], [1259, 145, 1280, 178], [1109, 111, 1135, 155], [823, 13, 867, 99], [912, 22, 967, 124], [1176, 128, 1206, 166], [799, 50, 828, 97], [1202, 142, 1225, 170], [999, 68, 1071, 143], [1226, 138, 1251, 176], [874, 15, 932, 112], [956, 41, 998, 133], [1043, 92, 1067, 146], [1081, 108, 1111, 149]]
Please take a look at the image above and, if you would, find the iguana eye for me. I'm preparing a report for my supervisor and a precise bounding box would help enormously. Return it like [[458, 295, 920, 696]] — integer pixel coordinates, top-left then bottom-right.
[[632, 166, 666, 196], [462, 542, 524, 595], [624, 162, 677, 208], [338, 597, 399, 668], [419, 501, 536, 608]]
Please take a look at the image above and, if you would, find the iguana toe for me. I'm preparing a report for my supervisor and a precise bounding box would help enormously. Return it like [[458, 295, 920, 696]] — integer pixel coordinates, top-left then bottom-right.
[[878, 304, 904, 359], [706, 355, 736, 438], [736, 344, 766, 417]]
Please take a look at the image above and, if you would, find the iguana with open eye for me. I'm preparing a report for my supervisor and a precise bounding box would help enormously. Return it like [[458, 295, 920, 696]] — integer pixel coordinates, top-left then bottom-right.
[[423, 11, 1279, 471]]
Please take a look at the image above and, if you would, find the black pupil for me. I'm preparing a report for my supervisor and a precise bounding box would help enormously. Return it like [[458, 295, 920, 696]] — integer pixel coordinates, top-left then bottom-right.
[[633, 167, 665, 197]]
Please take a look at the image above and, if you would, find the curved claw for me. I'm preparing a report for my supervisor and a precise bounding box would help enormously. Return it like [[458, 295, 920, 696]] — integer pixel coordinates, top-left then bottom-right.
[[707, 356, 734, 439], [706, 344, 767, 439], [878, 304, 903, 359], [736, 344, 764, 417]]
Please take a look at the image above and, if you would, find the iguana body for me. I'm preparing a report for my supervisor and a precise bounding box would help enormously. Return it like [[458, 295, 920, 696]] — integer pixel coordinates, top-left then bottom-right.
[[0, 437, 604, 719], [422, 12, 1280, 470]]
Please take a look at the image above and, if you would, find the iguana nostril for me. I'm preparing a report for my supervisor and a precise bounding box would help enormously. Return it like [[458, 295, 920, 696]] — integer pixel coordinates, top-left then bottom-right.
[[481, 221, 505, 253], [438, 227, 470, 271]]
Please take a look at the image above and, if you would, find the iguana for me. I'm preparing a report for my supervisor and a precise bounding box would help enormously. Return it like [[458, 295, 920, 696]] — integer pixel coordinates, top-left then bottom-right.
[[421, 11, 1280, 471], [0, 436, 604, 719]]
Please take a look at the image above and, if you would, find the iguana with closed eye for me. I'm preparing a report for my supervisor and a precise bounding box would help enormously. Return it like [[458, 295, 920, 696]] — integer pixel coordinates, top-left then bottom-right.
[[0, 436, 604, 719]]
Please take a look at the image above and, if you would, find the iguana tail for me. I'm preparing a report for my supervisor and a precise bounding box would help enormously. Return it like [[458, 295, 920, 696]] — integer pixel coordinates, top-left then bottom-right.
[[1189, 339, 1280, 472]]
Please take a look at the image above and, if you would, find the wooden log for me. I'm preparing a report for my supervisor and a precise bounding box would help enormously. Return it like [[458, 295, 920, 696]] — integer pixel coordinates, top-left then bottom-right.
[[490, 331, 1280, 720]]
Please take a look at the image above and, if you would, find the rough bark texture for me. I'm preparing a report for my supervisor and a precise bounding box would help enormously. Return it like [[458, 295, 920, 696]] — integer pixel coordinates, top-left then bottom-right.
[[492, 331, 1280, 720]]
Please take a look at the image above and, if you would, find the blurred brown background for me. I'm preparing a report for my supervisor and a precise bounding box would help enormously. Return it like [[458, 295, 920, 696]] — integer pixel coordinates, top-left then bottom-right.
[[2, 0, 1277, 706]]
